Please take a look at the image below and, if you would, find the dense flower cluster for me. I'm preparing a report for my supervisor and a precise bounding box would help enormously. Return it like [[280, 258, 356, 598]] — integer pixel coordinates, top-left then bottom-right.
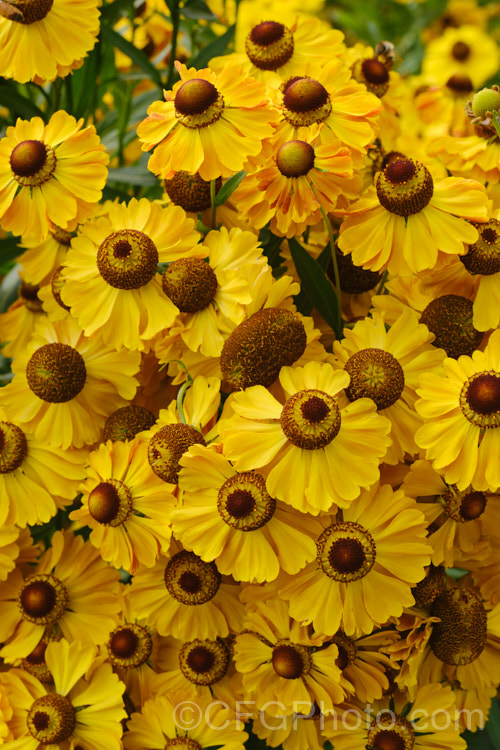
[[0, 0, 499, 749]]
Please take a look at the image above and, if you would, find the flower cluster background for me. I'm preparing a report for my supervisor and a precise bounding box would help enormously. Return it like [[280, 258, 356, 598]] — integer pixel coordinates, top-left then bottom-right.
[[0, 0, 500, 749]]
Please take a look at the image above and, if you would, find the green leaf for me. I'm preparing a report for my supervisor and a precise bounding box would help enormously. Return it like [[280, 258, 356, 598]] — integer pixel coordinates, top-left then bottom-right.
[[101, 26, 163, 89], [100, 0, 135, 24], [0, 236, 21, 272], [0, 264, 21, 314], [0, 83, 44, 119], [107, 166, 159, 186], [181, 0, 217, 20], [189, 24, 235, 69], [487, 698, 500, 748], [289, 238, 338, 330], [215, 171, 246, 207]]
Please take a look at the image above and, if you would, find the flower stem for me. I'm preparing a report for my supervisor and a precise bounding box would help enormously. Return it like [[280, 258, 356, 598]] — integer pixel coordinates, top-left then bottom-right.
[[318, 203, 343, 340], [166, 0, 181, 90], [376, 269, 389, 296]]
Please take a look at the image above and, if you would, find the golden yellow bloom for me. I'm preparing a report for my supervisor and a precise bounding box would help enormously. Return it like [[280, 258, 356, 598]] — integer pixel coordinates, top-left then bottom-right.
[[0, 530, 121, 661], [234, 598, 344, 715], [173, 443, 323, 582], [422, 25, 499, 88], [415, 328, 500, 491], [137, 61, 276, 180], [278, 483, 431, 636], [5, 640, 125, 750], [62, 197, 200, 351], [70, 438, 175, 573], [337, 157, 488, 274], [0, 279, 44, 359], [0, 112, 108, 241], [220, 360, 391, 514], [0, 0, 100, 83], [0, 316, 141, 449], [18, 222, 74, 286]]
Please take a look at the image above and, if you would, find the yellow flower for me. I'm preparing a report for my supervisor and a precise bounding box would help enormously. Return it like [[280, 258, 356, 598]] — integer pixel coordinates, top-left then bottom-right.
[[137, 61, 276, 180], [415, 328, 500, 491], [5, 640, 125, 750], [62, 197, 200, 351], [0, 279, 44, 359], [278, 483, 431, 636], [0, 0, 100, 83], [124, 694, 248, 750], [0, 530, 121, 662], [0, 112, 108, 241], [220, 360, 391, 514], [422, 25, 499, 88], [0, 407, 86, 526], [70, 438, 175, 573], [0, 316, 141, 449], [332, 310, 446, 464], [233, 598, 344, 715], [173, 443, 323, 582], [126, 544, 244, 641], [337, 157, 488, 274], [18, 223, 74, 286]]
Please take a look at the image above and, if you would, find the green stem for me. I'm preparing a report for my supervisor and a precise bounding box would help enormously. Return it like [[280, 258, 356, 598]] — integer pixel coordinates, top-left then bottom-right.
[[210, 179, 217, 230], [166, 0, 181, 90], [375, 269, 389, 296], [318, 203, 343, 340], [64, 76, 73, 114]]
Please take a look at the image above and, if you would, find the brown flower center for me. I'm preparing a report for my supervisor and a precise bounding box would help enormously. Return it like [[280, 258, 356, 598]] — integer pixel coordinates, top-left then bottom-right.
[[10, 140, 56, 186], [179, 638, 230, 685], [330, 246, 381, 294], [27, 694, 75, 744], [217, 472, 276, 531], [164, 172, 222, 213], [164, 550, 221, 605], [368, 716, 415, 750], [246, 21, 294, 71], [103, 405, 156, 442], [276, 140, 315, 177], [280, 389, 341, 450], [26, 343, 86, 403], [0, 421, 28, 473], [162, 257, 218, 312], [446, 74, 474, 94], [50, 266, 71, 312], [352, 58, 390, 97], [317, 521, 376, 582], [460, 371, 500, 429], [88, 479, 133, 527], [412, 564, 446, 607], [148, 423, 206, 484], [430, 587, 487, 665], [97, 229, 159, 290], [452, 41, 470, 61], [272, 641, 311, 679], [376, 158, 433, 216], [420, 295, 482, 359], [344, 348, 405, 410], [19, 574, 68, 625], [282, 77, 332, 127], [174, 79, 224, 129], [461, 220, 500, 276], [107, 623, 153, 667], [20, 282, 43, 313]]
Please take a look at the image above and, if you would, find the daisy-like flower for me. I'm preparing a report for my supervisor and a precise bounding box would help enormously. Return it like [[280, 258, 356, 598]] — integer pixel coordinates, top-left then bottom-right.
[[232, 138, 356, 238], [5, 639, 125, 750], [104, 615, 158, 709], [323, 682, 466, 750], [220, 360, 391, 514], [402, 459, 500, 567], [251, 706, 325, 750], [415, 328, 500, 491], [212, 15, 345, 85], [0, 530, 121, 661], [332, 310, 446, 464], [139, 375, 220, 486], [70, 438, 175, 573], [62, 197, 200, 351], [125, 544, 244, 641], [0, 316, 140, 450], [0, 0, 100, 83], [422, 25, 499, 88], [0, 112, 108, 241], [0, 407, 86, 526], [278, 483, 431, 636], [459, 217, 500, 331], [233, 598, 344, 716], [137, 61, 276, 181], [337, 157, 488, 274], [158, 226, 262, 358], [173, 443, 323, 582], [153, 632, 241, 710], [272, 58, 381, 158], [124, 694, 248, 750], [0, 525, 22, 582], [0, 279, 44, 359], [330, 628, 399, 703]]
